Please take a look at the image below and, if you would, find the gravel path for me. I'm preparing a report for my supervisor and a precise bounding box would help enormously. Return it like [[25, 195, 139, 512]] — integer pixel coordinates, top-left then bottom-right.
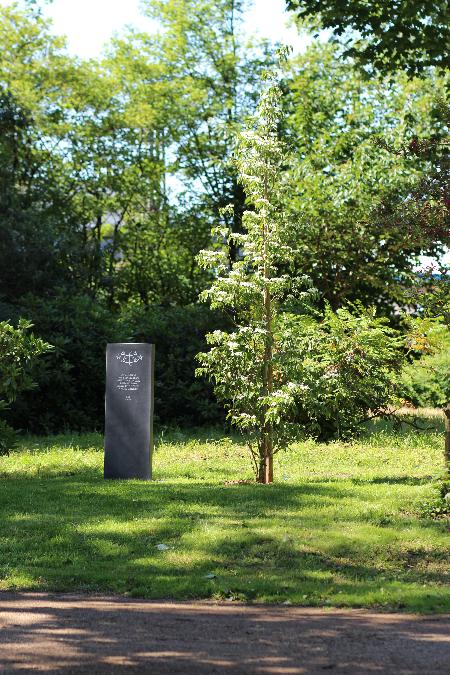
[[0, 592, 449, 673]]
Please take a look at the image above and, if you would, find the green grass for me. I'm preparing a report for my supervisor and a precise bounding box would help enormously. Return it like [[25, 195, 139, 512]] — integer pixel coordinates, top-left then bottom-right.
[[0, 416, 449, 611]]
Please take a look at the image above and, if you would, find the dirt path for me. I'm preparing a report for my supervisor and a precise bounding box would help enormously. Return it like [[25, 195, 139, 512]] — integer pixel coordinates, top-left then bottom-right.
[[0, 593, 449, 674]]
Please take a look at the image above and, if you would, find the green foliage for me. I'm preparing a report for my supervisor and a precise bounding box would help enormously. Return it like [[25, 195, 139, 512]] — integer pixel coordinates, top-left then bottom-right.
[[285, 44, 448, 313], [286, 0, 450, 75], [0, 319, 51, 406], [198, 55, 318, 481], [0, 1, 446, 441], [420, 480, 450, 519], [117, 204, 212, 307], [401, 350, 450, 409], [0, 88, 75, 299], [0, 2, 212, 309], [121, 304, 230, 426], [400, 319, 449, 406], [0, 420, 18, 457], [199, 305, 403, 446], [4, 296, 120, 434], [0, 319, 51, 454], [143, 0, 267, 190], [284, 306, 404, 441], [410, 265, 450, 330], [198, 56, 406, 478], [5, 298, 227, 433], [0, 5, 88, 299]]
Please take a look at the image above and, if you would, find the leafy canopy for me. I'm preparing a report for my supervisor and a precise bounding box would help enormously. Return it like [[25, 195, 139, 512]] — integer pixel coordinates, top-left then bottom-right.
[[286, 0, 450, 75]]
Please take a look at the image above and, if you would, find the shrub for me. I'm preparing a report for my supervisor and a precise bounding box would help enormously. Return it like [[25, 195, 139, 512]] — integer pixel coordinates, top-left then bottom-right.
[[121, 304, 229, 426], [0, 319, 51, 453], [2, 296, 400, 440], [5, 295, 120, 433], [401, 335, 450, 408], [5, 297, 227, 432], [198, 303, 404, 448], [286, 305, 404, 441], [420, 479, 450, 519]]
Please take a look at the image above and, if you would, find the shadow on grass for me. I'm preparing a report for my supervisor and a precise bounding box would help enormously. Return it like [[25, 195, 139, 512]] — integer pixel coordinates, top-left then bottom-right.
[[1, 456, 449, 612], [353, 476, 435, 486]]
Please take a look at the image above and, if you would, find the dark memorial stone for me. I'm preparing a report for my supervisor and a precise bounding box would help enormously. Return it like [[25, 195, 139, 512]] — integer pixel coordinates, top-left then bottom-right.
[[104, 343, 154, 480]]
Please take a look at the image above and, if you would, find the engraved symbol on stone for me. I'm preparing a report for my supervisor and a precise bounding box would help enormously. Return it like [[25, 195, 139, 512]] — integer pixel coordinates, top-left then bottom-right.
[[116, 350, 143, 365]]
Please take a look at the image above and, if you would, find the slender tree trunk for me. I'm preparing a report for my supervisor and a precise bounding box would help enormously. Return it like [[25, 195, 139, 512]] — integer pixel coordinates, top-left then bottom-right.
[[258, 444, 273, 483], [444, 403, 450, 473], [89, 212, 102, 294], [259, 284, 274, 484], [257, 174, 274, 485]]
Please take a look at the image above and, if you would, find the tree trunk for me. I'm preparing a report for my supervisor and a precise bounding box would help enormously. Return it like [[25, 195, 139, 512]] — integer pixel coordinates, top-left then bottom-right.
[[258, 171, 274, 485], [257, 440, 273, 484], [444, 403, 450, 473]]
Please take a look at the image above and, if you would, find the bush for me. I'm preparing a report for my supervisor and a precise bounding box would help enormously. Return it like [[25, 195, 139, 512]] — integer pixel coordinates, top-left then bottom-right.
[[286, 306, 404, 441], [121, 304, 229, 426], [2, 298, 400, 440], [5, 295, 120, 433], [420, 479, 450, 519], [5, 297, 228, 433], [401, 343, 449, 408], [0, 319, 51, 453]]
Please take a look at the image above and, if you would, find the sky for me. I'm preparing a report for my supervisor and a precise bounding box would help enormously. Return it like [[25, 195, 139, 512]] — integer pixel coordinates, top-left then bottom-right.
[[0, 0, 308, 58]]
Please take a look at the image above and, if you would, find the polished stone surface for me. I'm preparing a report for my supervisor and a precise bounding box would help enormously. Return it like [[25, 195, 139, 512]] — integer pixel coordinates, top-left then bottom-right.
[[104, 343, 154, 479]]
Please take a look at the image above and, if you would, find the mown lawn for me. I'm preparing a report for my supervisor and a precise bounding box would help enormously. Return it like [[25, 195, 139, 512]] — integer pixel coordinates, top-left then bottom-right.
[[0, 414, 449, 611]]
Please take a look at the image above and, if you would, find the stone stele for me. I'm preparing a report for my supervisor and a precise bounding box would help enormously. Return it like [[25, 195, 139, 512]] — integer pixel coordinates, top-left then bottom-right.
[[104, 343, 154, 479]]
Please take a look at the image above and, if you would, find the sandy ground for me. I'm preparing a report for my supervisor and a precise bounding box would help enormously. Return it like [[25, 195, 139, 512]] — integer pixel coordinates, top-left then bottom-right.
[[0, 593, 449, 674]]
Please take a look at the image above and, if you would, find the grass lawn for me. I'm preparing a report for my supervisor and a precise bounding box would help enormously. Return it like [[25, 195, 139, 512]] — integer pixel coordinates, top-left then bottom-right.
[[0, 413, 449, 611]]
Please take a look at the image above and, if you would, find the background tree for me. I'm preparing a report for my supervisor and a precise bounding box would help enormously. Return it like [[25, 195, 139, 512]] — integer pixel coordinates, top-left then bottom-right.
[[284, 43, 448, 314], [134, 0, 273, 259], [286, 0, 450, 75], [0, 0, 446, 436], [381, 98, 450, 470], [0, 0, 248, 432], [0, 4, 82, 301]]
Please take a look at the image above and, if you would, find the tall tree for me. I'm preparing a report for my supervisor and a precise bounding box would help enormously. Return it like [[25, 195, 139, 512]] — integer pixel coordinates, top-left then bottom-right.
[[0, 2, 201, 309], [284, 43, 448, 313], [286, 0, 450, 75], [0, 3, 81, 301], [132, 0, 273, 258], [101, 37, 212, 306]]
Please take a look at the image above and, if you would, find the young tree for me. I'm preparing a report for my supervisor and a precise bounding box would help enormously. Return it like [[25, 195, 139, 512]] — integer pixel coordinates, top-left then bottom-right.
[[197, 53, 315, 483]]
